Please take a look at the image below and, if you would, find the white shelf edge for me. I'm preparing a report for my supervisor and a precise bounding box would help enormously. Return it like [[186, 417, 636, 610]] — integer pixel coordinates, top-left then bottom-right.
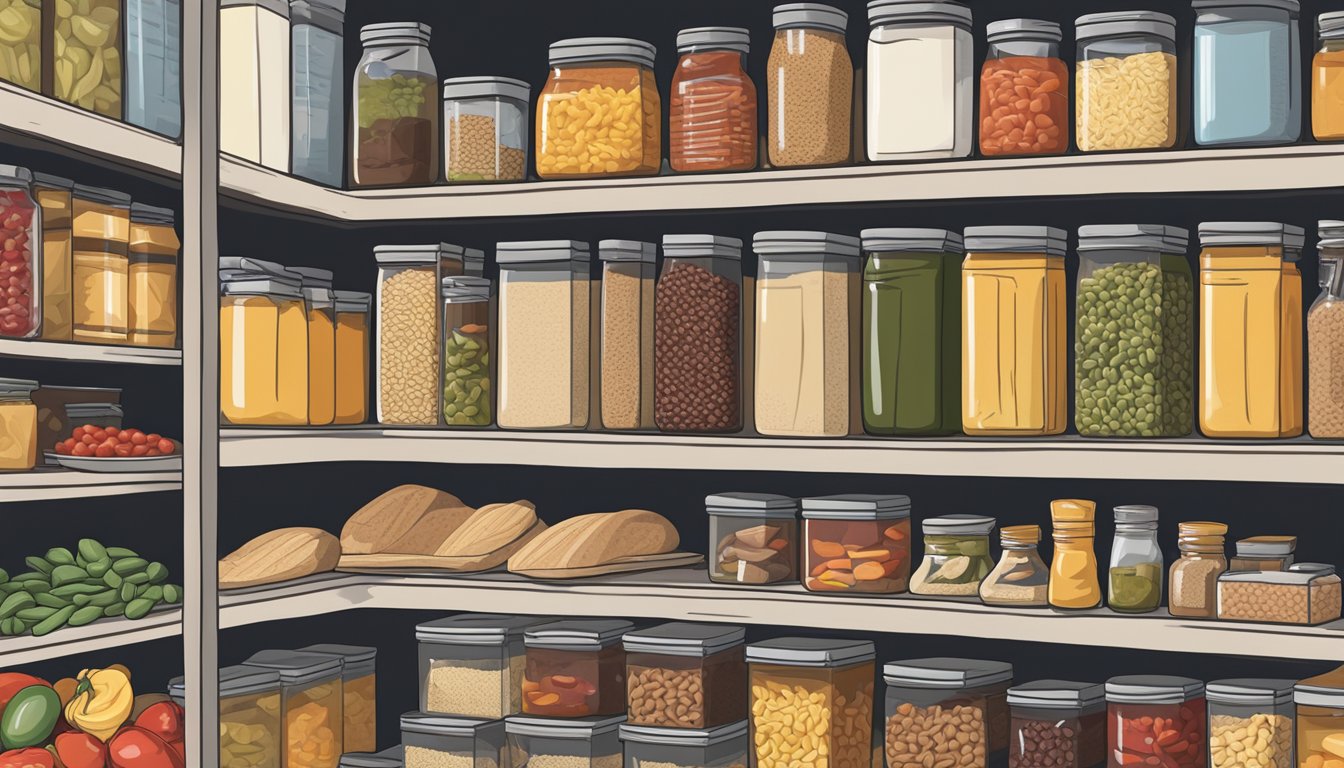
[[0, 469, 182, 503], [0, 609, 181, 666], [0, 338, 182, 366]]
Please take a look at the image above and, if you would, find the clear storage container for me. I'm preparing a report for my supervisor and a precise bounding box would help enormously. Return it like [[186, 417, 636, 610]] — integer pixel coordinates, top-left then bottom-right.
[[1049, 498, 1102, 611], [752, 231, 860, 437], [497, 240, 593, 430], [1108, 505, 1163, 614], [670, 27, 757, 173], [220, 277, 309, 425], [621, 721, 748, 768], [1170, 521, 1228, 618], [655, 235, 744, 433], [801, 493, 911, 594], [299, 644, 376, 754], [884, 657, 1014, 767], [33, 384, 119, 465], [339, 749, 402, 768], [1218, 563, 1342, 625], [1310, 221, 1344, 438], [126, 0, 181, 137], [980, 19, 1066, 157], [599, 240, 655, 431], [0, 378, 38, 470], [524, 620, 632, 718], [961, 226, 1067, 435], [860, 228, 962, 436], [64, 401, 123, 429], [0, 166, 40, 339], [333, 290, 370, 425], [506, 714, 625, 768], [353, 22, 437, 186], [0, 0, 39, 91], [245, 650, 344, 768], [127, 203, 178, 349], [1075, 12, 1179, 152], [52, 0, 122, 117], [537, 37, 660, 179], [1296, 667, 1344, 768], [866, 0, 973, 161], [33, 173, 72, 341], [1193, 0, 1301, 147], [747, 638, 875, 768], [1314, 13, 1344, 140], [417, 613, 542, 719], [443, 76, 529, 183], [1008, 680, 1106, 768], [402, 713, 505, 768], [1207, 679, 1295, 768], [71, 184, 130, 344], [291, 0, 345, 186], [979, 525, 1049, 607], [1230, 535, 1296, 571], [1106, 676, 1206, 768], [706, 492, 798, 586], [767, 3, 851, 168], [171, 664, 283, 768], [220, 0, 289, 168], [623, 622, 746, 729], [441, 276, 493, 427], [293, 266, 336, 426], [910, 514, 996, 596]]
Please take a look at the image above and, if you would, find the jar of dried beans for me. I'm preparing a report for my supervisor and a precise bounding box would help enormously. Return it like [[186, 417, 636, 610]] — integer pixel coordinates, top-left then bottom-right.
[[801, 493, 911, 594], [1106, 676, 1206, 768], [599, 240, 655, 431], [441, 275, 493, 427], [523, 619, 631, 717], [0, 166, 39, 339], [353, 22, 438, 187], [71, 184, 130, 344], [655, 234, 744, 433], [442, 75, 529, 183], [1207, 679, 1295, 768], [884, 657, 1014, 768], [1169, 521, 1228, 618], [748, 637, 875, 768], [1075, 12, 1179, 152], [767, 3, 852, 168], [670, 27, 757, 173], [1218, 563, 1343, 625], [1008, 680, 1106, 768], [1310, 221, 1344, 438], [623, 622, 747, 729], [980, 19, 1067, 157]]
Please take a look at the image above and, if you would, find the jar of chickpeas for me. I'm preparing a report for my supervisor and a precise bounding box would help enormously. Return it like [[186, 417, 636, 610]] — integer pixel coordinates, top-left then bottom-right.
[[536, 37, 661, 179]]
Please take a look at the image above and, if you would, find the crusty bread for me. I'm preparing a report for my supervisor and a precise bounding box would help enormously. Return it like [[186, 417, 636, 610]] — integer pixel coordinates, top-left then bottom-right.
[[508, 509, 679, 572], [340, 485, 475, 554], [435, 501, 539, 557], [220, 528, 340, 589]]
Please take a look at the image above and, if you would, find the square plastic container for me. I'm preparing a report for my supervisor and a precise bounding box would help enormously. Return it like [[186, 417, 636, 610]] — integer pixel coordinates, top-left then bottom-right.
[[417, 613, 545, 719], [623, 622, 747, 728], [619, 720, 749, 768], [1217, 563, 1342, 625], [706, 492, 799, 585], [244, 650, 345, 768], [505, 714, 626, 768], [883, 657, 1014, 767], [1106, 676, 1206, 768], [339, 748, 403, 768], [1007, 680, 1106, 768], [524, 619, 633, 717], [171, 664, 282, 768], [401, 712, 506, 768], [1295, 666, 1344, 768], [1207, 679, 1295, 768], [1230, 535, 1297, 571], [298, 644, 377, 753], [801, 493, 912, 594]]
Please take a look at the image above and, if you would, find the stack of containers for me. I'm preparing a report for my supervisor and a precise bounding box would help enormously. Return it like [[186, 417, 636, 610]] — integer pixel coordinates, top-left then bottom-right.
[[243, 650, 346, 768], [298, 644, 378, 755], [169, 665, 283, 768]]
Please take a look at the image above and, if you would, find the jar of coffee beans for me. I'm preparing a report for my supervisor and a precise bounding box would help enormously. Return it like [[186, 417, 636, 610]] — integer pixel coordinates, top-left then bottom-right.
[[1007, 680, 1106, 768]]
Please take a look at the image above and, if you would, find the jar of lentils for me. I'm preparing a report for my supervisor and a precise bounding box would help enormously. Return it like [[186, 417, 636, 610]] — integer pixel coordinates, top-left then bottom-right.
[[441, 76, 530, 183], [1008, 680, 1106, 768]]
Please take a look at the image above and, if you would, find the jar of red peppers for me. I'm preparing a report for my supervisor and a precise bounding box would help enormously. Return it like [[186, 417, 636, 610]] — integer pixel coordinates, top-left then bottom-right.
[[1105, 675, 1206, 768], [523, 619, 631, 717], [0, 165, 41, 339], [980, 19, 1068, 157], [801, 493, 911, 594], [670, 26, 758, 173]]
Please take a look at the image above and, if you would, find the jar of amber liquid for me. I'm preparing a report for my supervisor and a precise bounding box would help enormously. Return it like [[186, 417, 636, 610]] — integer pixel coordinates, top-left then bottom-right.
[[220, 278, 309, 426], [128, 204, 179, 348], [0, 378, 38, 470], [333, 290, 371, 425], [670, 27, 757, 172]]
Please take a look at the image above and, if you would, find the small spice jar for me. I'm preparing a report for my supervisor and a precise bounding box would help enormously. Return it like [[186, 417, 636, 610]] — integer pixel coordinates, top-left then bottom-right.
[[623, 622, 747, 729], [800, 493, 911, 594], [1049, 498, 1102, 610], [523, 619, 631, 717], [440, 276, 493, 427], [1074, 11, 1179, 152], [767, 3, 853, 168], [706, 492, 798, 585], [417, 613, 543, 719], [442, 76, 530, 183], [670, 27, 758, 173], [1008, 680, 1106, 768], [1295, 666, 1344, 768], [244, 650, 344, 768], [910, 514, 996, 596], [1108, 505, 1164, 613], [127, 203, 179, 349], [1230, 535, 1296, 571], [172, 664, 283, 768], [980, 525, 1049, 607], [505, 714, 625, 768], [0, 378, 38, 470], [333, 290, 371, 425], [1207, 679, 1295, 768], [884, 657, 1014, 766], [599, 240, 655, 431], [401, 713, 505, 768], [299, 644, 377, 754], [1169, 521, 1228, 618], [0, 166, 40, 339], [1218, 563, 1343, 625], [71, 184, 130, 344], [620, 720, 749, 768], [33, 173, 72, 341], [980, 19, 1067, 157], [1106, 676, 1206, 768]]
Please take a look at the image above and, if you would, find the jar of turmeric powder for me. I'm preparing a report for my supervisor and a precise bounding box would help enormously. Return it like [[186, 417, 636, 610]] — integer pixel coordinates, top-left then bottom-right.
[[128, 203, 179, 349], [219, 278, 309, 426], [332, 290, 370, 425], [71, 184, 131, 344]]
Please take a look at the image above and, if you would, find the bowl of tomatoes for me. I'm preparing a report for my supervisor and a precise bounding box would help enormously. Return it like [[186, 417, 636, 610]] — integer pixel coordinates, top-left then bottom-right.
[[49, 425, 182, 472]]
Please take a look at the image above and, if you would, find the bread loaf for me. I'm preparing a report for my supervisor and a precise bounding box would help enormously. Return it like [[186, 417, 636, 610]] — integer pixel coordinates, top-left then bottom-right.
[[341, 485, 475, 554], [220, 528, 341, 589], [508, 509, 679, 572], [435, 501, 540, 557]]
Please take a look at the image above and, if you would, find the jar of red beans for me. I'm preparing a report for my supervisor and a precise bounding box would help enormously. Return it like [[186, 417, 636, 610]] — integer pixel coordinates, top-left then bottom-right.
[[1008, 680, 1106, 768], [0, 165, 41, 339], [1105, 675, 1206, 768], [979, 19, 1068, 157], [670, 27, 758, 173]]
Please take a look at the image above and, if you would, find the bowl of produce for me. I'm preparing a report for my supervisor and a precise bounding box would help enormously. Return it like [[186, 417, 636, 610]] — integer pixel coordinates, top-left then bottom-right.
[[49, 425, 182, 473]]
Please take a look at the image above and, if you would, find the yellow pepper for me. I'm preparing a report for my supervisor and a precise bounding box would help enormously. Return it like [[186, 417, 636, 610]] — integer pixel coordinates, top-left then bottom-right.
[[64, 668, 133, 742]]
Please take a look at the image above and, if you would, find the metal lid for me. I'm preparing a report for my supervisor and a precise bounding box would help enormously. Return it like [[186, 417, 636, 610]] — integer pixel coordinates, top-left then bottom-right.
[[505, 714, 626, 739], [549, 37, 656, 68], [291, 0, 345, 26], [753, 231, 861, 258], [525, 619, 633, 649], [360, 21, 430, 45], [375, 242, 469, 266], [32, 172, 73, 190], [221, 0, 288, 14], [662, 234, 743, 259], [1007, 680, 1105, 709], [401, 712, 504, 738], [416, 613, 544, 645], [65, 403, 124, 419], [339, 752, 401, 768], [298, 643, 377, 665], [1235, 535, 1297, 556], [0, 378, 39, 397], [869, 0, 971, 27], [244, 650, 343, 685], [801, 494, 911, 520], [775, 3, 849, 33], [1198, 222, 1304, 248], [1105, 676, 1204, 704], [1113, 505, 1159, 524], [1321, 11, 1344, 38], [1296, 666, 1344, 706], [964, 226, 1067, 256], [219, 257, 294, 279], [599, 240, 656, 263], [705, 492, 798, 519], [987, 19, 1061, 43], [220, 278, 303, 300], [441, 276, 492, 300], [1290, 562, 1333, 574], [1077, 224, 1189, 253], [72, 184, 131, 207], [1193, 0, 1299, 11], [862, 228, 964, 254], [622, 622, 745, 657], [620, 720, 748, 747], [442, 76, 530, 103], [289, 266, 334, 287], [1206, 679, 1296, 706], [334, 290, 372, 313], [746, 637, 875, 668], [1075, 11, 1177, 43], [497, 240, 591, 265], [883, 658, 1014, 689], [169, 664, 281, 699], [922, 514, 996, 536], [130, 204, 175, 225], [677, 27, 750, 54]]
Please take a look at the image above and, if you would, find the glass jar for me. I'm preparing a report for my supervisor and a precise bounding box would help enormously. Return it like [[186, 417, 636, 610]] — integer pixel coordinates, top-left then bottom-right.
[[497, 240, 592, 430], [910, 514, 996, 596], [1230, 535, 1296, 571], [219, 278, 309, 425], [1193, 0, 1301, 147], [290, 0, 344, 186], [64, 402, 123, 430], [621, 721, 749, 768], [670, 27, 757, 173], [0, 0, 39, 91], [801, 493, 911, 594], [128, 203, 178, 349], [1198, 222, 1305, 438], [962, 226, 1067, 435], [753, 231, 860, 437], [1106, 676, 1206, 768], [980, 19, 1066, 157], [1207, 679, 1295, 768], [171, 665, 282, 768], [417, 613, 542, 719], [1075, 225, 1193, 437], [767, 3, 852, 168], [867, 0, 973, 161], [333, 290, 370, 425], [299, 644, 377, 754], [623, 622, 747, 729], [1074, 12, 1179, 152], [338, 749, 401, 768], [292, 266, 335, 426], [401, 713, 504, 768], [979, 525, 1049, 607], [1008, 681, 1106, 768], [860, 228, 962, 436], [353, 22, 438, 187], [1296, 667, 1344, 768], [220, 0, 288, 168], [1218, 563, 1343, 625], [34, 173, 71, 342], [523, 619, 631, 717], [706, 492, 799, 586], [1311, 222, 1344, 438], [884, 657, 1014, 765], [441, 276, 493, 427], [32, 384, 120, 465], [1314, 13, 1344, 140], [442, 76, 529, 183], [245, 650, 344, 768], [0, 166, 39, 339], [71, 184, 130, 344], [52, 0, 122, 117], [125, 0, 181, 137], [506, 714, 624, 768], [747, 637, 875, 768], [655, 234, 743, 434], [1050, 498, 1102, 611], [1108, 505, 1163, 614], [0, 378, 38, 470], [599, 240, 655, 431], [537, 37, 660, 179], [1169, 521, 1228, 619]]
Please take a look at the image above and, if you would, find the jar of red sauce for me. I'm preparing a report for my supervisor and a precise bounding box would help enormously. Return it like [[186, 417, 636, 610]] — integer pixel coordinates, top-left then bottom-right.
[[1105, 675, 1207, 768], [670, 26, 758, 173], [0, 165, 41, 338], [979, 19, 1068, 157]]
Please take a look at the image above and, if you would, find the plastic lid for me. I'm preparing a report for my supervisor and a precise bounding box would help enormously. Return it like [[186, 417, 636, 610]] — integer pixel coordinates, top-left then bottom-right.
[[291, 0, 345, 14], [987, 18, 1061, 43], [0, 378, 39, 397], [1321, 11, 1344, 38], [1222, 564, 1336, 584], [334, 290, 372, 312], [220, 278, 303, 300], [525, 619, 632, 649], [622, 622, 745, 656], [620, 720, 748, 747], [705, 492, 798, 519], [884, 658, 1013, 689], [1206, 679, 1296, 706], [298, 643, 376, 665], [168, 664, 281, 699], [360, 21, 430, 45], [72, 184, 132, 207], [775, 3, 848, 33], [339, 752, 401, 768], [800, 494, 911, 520], [442, 76, 530, 103], [244, 650, 342, 685], [677, 27, 750, 54], [921, 514, 996, 536], [1075, 11, 1177, 43], [416, 613, 544, 644], [1008, 680, 1105, 709], [964, 226, 1067, 256], [869, 0, 971, 27], [1105, 676, 1204, 704], [1193, 0, 1298, 11], [599, 240, 656, 263], [1296, 666, 1344, 706], [753, 231, 861, 258], [1198, 222, 1304, 248], [32, 172, 73, 190], [862, 228, 964, 254], [401, 712, 503, 738], [222, 0, 288, 14], [130, 203, 175, 225], [289, 266, 333, 287], [746, 637, 875, 667], [497, 240, 591, 265], [441, 275, 492, 300], [219, 257, 293, 279], [549, 37, 656, 68], [662, 234, 743, 259], [65, 403, 124, 419], [1077, 224, 1189, 253], [505, 714, 625, 739], [1291, 562, 1333, 574], [1235, 535, 1297, 556], [375, 242, 469, 266]]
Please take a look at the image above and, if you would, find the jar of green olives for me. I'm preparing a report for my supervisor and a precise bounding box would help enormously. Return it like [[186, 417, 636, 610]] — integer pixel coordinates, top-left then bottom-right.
[[440, 276, 493, 427], [1074, 225, 1194, 438], [353, 22, 438, 187]]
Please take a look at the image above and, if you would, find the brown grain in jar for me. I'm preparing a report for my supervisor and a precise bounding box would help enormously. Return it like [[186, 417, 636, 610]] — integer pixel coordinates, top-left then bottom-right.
[[671, 27, 757, 173], [767, 4, 852, 168], [1310, 227, 1344, 438]]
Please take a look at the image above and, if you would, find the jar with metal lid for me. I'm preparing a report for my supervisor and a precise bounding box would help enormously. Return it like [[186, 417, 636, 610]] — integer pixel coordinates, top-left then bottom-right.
[[1008, 680, 1106, 768], [599, 240, 655, 431], [441, 275, 493, 427], [299, 644, 376, 754], [1108, 505, 1163, 613], [1315, 13, 1344, 140], [537, 37, 660, 179], [506, 714, 625, 768], [172, 664, 283, 768], [1207, 680, 1295, 768], [128, 203, 178, 349], [623, 622, 746, 729], [910, 514, 996, 596], [0, 166, 39, 339], [1075, 11, 1179, 152], [1169, 521, 1228, 618], [1218, 563, 1342, 625], [220, 277, 309, 425], [33, 173, 72, 341], [292, 266, 336, 426], [867, 0, 973, 161], [417, 613, 544, 719], [980, 525, 1048, 607], [884, 657, 1014, 766], [245, 650, 344, 768], [621, 720, 749, 768], [291, 0, 345, 186], [671, 27, 757, 173], [1107, 676, 1206, 768], [1296, 666, 1344, 768], [801, 494, 911, 594], [524, 619, 632, 717], [1050, 498, 1102, 611], [706, 492, 798, 585], [401, 713, 504, 768], [72, 184, 130, 344], [220, 0, 288, 168], [860, 228, 963, 436], [1311, 220, 1344, 438], [0, 377, 38, 470], [767, 4, 852, 168], [0, 0, 39, 91], [126, 0, 182, 137], [353, 22, 438, 187], [1230, 535, 1296, 571], [748, 638, 874, 768], [52, 0, 122, 117], [980, 19, 1066, 157], [1193, 0, 1301, 147], [333, 290, 370, 425], [442, 76, 529, 183]]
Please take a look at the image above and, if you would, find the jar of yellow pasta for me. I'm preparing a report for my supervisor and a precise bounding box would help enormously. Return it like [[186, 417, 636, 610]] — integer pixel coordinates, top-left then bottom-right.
[[537, 37, 661, 179], [219, 277, 309, 426], [0, 377, 38, 471], [1075, 11, 1179, 152]]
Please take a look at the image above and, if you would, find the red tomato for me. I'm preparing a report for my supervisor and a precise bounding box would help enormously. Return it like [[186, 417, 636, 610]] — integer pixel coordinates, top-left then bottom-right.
[[103, 427, 119, 438], [155, 440, 174, 455], [107, 728, 181, 768], [129, 433, 146, 446], [80, 425, 98, 437], [144, 435, 161, 445], [0, 748, 54, 768], [94, 444, 115, 458], [165, 742, 182, 765], [72, 443, 92, 457], [54, 732, 106, 768], [91, 430, 107, 443], [55, 443, 70, 455], [113, 443, 133, 457], [132, 703, 183, 745]]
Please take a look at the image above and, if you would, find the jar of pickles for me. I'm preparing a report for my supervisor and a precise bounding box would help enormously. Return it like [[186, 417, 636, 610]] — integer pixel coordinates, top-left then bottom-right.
[[127, 203, 178, 348], [333, 290, 370, 425], [245, 650, 344, 768], [0, 166, 40, 339], [1108, 505, 1163, 614], [1296, 666, 1344, 768], [71, 184, 130, 344], [353, 22, 438, 187], [670, 27, 757, 173], [884, 657, 1014, 767], [220, 277, 309, 425], [33, 173, 71, 341], [51, 0, 122, 118], [980, 19, 1067, 157], [1170, 521, 1228, 619], [171, 665, 283, 768], [801, 494, 911, 594], [299, 644, 377, 754], [707, 492, 799, 585], [767, 4, 852, 168], [1008, 681, 1106, 768], [0, 0, 40, 91], [910, 514, 996, 597], [1106, 676, 1206, 768], [523, 619, 631, 717], [0, 377, 38, 470], [979, 525, 1049, 607], [537, 37, 660, 179], [442, 76, 530, 183], [441, 276, 492, 427]]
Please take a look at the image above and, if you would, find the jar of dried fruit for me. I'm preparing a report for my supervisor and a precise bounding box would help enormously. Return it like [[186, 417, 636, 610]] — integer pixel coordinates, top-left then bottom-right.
[[299, 644, 377, 754], [523, 619, 631, 717], [670, 26, 757, 173], [172, 665, 282, 768], [706, 492, 799, 586], [353, 22, 438, 187], [442, 76, 530, 183], [1106, 676, 1206, 768], [244, 650, 344, 768], [0, 165, 40, 339], [980, 19, 1067, 157], [767, 3, 852, 168], [1169, 521, 1228, 618], [980, 525, 1049, 607], [1008, 680, 1106, 768], [884, 657, 1014, 767], [800, 493, 911, 594]]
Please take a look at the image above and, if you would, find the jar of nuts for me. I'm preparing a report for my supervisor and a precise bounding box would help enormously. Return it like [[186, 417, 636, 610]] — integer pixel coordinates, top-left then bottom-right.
[[172, 664, 283, 768], [1105, 675, 1206, 768], [400, 712, 506, 768], [1217, 563, 1343, 626], [1007, 680, 1106, 768], [1295, 666, 1344, 768], [707, 492, 799, 585], [505, 714, 625, 768], [619, 720, 749, 768], [523, 619, 632, 717], [442, 76, 530, 183], [801, 493, 911, 594], [980, 19, 1067, 157], [623, 622, 747, 729], [883, 657, 1014, 767], [1206, 679, 1296, 768]]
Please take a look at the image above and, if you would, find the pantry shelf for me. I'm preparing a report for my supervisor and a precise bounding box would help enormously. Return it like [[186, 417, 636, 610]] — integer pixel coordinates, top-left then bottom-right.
[[0, 338, 182, 366], [0, 609, 181, 667], [0, 469, 182, 503]]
